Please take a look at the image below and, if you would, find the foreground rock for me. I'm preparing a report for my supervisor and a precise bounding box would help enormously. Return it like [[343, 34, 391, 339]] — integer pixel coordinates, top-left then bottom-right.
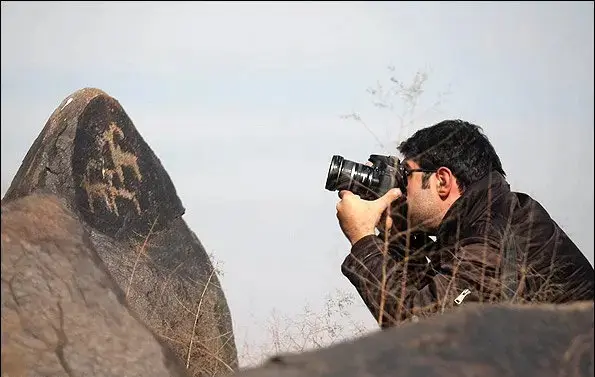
[[236, 301, 594, 377], [1, 194, 189, 377], [2, 88, 238, 376]]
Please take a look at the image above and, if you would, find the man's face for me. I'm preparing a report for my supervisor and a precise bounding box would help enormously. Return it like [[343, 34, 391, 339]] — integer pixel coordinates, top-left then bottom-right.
[[402, 160, 440, 232]]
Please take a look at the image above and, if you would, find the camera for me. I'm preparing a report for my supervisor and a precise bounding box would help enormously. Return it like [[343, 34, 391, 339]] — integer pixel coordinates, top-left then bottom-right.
[[324, 154, 408, 201], [325, 154, 436, 250]]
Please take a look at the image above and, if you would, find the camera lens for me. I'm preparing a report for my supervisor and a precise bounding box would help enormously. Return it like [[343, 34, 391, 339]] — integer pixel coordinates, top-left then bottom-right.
[[325, 155, 375, 193], [325, 155, 342, 191]]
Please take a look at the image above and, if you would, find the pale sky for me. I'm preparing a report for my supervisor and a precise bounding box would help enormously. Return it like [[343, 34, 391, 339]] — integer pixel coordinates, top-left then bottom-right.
[[2, 1, 593, 366]]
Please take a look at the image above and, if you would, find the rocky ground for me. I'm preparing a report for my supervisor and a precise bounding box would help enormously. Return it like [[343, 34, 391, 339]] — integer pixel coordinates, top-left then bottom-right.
[[2, 88, 592, 377]]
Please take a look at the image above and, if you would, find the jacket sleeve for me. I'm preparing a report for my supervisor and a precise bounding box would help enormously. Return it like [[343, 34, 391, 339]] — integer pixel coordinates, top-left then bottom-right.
[[341, 234, 506, 327]]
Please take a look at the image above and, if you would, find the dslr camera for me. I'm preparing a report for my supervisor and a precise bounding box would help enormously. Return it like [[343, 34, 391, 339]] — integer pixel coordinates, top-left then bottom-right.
[[324, 154, 409, 201], [325, 154, 434, 249]]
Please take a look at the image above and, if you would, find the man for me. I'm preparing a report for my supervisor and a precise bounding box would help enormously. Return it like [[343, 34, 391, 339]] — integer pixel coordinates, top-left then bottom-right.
[[336, 119, 594, 328]]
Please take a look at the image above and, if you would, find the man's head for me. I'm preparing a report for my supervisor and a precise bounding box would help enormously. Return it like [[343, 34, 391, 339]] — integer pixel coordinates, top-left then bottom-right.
[[397, 119, 505, 232]]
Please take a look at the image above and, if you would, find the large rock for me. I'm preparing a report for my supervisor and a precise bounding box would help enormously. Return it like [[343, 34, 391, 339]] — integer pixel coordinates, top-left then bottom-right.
[[235, 301, 594, 377], [1, 193, 189, 377], [2, 88, 238, 376]]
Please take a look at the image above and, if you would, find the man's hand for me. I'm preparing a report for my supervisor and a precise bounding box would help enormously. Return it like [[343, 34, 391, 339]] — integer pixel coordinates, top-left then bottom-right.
[[336, 188, 403, 246]]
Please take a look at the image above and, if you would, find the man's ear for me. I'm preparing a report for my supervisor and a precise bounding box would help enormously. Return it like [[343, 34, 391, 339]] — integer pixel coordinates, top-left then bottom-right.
[[435, 167, 456, 199]]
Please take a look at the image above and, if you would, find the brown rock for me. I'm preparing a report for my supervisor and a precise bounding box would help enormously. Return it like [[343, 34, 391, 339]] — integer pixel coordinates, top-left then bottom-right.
[[1, 193, 189, 377], [235, 301, 594, 377], [2, 88, 238, 376]]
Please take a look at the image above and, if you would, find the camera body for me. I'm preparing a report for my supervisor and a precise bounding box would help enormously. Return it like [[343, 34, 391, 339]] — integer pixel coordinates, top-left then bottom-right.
[[325, 154, 436, 250], [324, 154, 408, 201]]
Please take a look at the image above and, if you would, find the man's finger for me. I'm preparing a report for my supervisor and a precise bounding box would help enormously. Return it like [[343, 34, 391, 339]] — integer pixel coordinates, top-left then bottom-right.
[[375, 188, 402, 207], [338, 190, 352, 200]]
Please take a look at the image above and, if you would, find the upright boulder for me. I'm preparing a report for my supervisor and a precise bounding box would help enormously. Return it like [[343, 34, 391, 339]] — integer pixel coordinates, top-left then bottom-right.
[[235, 301, 594, 377], [2, 88, 238, 376]]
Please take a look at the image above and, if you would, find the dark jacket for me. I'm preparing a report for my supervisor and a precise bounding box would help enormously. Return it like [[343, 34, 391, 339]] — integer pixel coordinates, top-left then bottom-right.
[[342, 171, 594, 328]]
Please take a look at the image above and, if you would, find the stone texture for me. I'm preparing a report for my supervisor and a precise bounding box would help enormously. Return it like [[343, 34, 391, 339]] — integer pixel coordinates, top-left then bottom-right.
[[2, 88, 238, 376], [1, 193, 189, 377], [235, 301, 594, 377]]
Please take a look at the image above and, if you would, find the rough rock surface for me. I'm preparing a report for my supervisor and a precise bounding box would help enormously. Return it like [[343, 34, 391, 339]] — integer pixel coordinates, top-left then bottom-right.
[[1, 193, 189, 377], [2, 88, 238, 376], [235, 301, 594, 377]]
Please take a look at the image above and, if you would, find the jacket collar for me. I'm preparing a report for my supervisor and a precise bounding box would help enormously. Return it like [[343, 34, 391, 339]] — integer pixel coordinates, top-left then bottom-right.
[[436, 171, 510, 245]]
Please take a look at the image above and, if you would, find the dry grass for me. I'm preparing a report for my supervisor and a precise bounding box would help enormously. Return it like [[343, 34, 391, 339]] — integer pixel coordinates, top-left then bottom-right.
[[225, 68, 593, 367], [237, 289, 374, 368], [341, 66, 451, 151], [105, 68, 590, 375], [126, 215, 159, 299], [187, 266, 216, 368], [336, 68, 592, 326], [117, 219, 237, 377], [5, 69, 587, 376]]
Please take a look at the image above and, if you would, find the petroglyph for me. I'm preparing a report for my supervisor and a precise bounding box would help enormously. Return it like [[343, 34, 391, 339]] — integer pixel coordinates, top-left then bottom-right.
[[100, 123, 142, 184], [82, 175, 141, 216], [2, 88, 239, 375], [82, 122, 142, 216]]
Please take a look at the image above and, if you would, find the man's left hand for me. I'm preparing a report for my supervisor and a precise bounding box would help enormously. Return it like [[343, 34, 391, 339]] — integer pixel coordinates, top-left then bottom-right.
[[336, 188, 403, 246]]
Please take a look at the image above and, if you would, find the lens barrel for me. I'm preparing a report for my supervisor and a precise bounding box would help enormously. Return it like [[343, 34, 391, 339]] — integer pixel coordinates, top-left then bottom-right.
[[325, 155, 375, 194]]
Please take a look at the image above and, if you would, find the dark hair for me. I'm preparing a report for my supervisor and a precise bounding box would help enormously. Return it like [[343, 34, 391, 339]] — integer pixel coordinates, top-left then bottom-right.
[[397, 119, 505, 192]]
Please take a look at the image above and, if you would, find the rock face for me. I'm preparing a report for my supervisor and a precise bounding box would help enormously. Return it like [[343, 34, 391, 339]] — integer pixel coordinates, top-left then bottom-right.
[[1, 193, 189, 377], [235, 301, 594, 377], [1, 88, 238, 376]]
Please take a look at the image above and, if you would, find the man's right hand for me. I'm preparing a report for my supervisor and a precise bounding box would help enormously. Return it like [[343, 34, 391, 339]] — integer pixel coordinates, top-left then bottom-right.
[[336, 188, 403, 246]]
